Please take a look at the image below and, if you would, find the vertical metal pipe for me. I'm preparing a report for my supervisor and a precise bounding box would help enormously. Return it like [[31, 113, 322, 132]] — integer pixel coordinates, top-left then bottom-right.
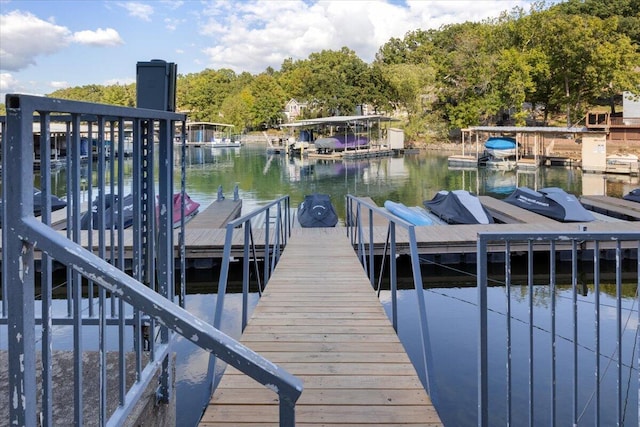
[[550, 240, 556, 426], [594, 240, 601, 424], [528, 240, 534, 427], [242, 224, 251, 331], [477, 235, 488, 427], [390, 222, 397, 332], [615, 240, 622, 425], [408, 226, 432, 396], [505, 241, 512, 426], [39, 113, 54, 426], [572, 240, 579, 425], [5, 96, 37, 427], [71, 114, 84, 426], [180, 121, 187, 307], [368, 208, 374, 287], [157, 119, 173, 403], [265, 208, 271, 285]]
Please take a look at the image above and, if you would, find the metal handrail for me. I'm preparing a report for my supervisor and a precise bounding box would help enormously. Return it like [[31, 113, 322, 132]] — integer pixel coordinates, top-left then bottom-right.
[[477, 231, 640, 426], [1, 94, 301, 426], [207, 195, 293, 395], [345, 194, 435, 397]]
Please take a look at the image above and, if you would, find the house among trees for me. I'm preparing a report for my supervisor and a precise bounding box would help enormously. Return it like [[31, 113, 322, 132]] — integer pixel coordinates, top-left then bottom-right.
[[283, 99, 307, 122], [586, 92, 640, 145]]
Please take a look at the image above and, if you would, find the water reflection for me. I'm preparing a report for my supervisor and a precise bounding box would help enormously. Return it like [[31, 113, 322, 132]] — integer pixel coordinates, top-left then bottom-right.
[[14, 145, 639, 215], [3, 145, 639, 426]]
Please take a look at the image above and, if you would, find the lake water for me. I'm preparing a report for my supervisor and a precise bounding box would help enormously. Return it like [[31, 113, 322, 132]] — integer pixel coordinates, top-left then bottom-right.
[[7, 144, 640, 425]]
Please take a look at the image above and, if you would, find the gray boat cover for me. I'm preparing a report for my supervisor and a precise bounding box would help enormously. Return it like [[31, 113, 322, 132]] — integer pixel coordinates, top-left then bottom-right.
[[297, 193, 338, 227], [81, 193, 134, 229], [0, 188, 67, 227], [504, 187, 595, 222], [623, 188, 640, 203], [424, 190, 494, 224]]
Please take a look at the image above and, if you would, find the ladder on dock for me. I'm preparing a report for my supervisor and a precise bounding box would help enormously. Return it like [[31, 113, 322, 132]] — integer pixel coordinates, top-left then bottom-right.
[[199, 227, 442, 426]]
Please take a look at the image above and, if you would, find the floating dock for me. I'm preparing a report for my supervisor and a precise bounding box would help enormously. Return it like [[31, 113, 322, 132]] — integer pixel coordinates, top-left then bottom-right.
[[579, 195, 640, 221], [199, 228, 442, 426], [2, 196, 638, 266]]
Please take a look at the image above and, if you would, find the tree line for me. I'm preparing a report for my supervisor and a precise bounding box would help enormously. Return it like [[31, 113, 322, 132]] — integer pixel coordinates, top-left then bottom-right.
[[25, 0, 640, 143]]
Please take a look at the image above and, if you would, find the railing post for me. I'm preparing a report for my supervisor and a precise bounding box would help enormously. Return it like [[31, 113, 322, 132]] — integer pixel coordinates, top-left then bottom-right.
[[477, 235, 488, 427], [4, 95, 38, 427]]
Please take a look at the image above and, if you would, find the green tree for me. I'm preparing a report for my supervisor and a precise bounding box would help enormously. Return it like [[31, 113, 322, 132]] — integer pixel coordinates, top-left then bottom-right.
[[102, 84, 135, 107], [220, 87, 254, 132], [177, 69, 237, 121], [247, 73, 286, 129]]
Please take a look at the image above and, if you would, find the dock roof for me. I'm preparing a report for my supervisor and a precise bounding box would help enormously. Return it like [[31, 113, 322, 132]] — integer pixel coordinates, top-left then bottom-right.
[[464, 126, 592, 134]]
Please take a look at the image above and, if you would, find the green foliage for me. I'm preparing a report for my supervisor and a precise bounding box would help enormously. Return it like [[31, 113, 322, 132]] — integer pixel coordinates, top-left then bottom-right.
[[25, 0, 640, 142]]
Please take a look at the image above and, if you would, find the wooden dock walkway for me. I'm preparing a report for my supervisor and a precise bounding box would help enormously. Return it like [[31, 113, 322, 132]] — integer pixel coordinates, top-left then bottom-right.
[[580, 195, 640, 221], [199, 227, 442, 426], [187, 198, 242, 229]]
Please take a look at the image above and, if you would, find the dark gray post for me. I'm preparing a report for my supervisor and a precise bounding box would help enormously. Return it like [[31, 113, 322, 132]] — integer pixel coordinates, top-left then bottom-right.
[[136, 60, 177, 112]]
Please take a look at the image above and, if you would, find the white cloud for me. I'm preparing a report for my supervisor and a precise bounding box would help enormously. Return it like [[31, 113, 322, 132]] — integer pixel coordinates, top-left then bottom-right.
[[103, 77, 136, 86], [0, 73, 17, 91], [0, 11, 71, 71], [197, 0, 529, 73], [49, 81, 70, 90], [118, 2, 154, 21], [0, 72, 44, 98], [72, 28, 124, 46]]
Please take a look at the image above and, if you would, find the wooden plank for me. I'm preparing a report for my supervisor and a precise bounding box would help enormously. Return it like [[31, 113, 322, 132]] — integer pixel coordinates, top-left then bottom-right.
[[187, 199, 242, 229], [479, 195, 557, 224], [580, 195, 640, 221], [199, 229, 441, 426]]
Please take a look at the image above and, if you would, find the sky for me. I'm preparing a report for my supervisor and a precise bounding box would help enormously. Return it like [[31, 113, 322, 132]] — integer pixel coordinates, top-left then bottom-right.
[[0, 0, 543, 100]]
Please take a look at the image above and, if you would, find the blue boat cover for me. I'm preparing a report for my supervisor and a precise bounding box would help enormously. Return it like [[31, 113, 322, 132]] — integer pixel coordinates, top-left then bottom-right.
[[384, 200, 434, 225], [485, 136, 516, 150], [298, 193, 338, 227]]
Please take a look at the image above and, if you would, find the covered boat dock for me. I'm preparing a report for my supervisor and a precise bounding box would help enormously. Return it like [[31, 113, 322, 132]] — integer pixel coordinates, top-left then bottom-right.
[[451, 126, 592, 170]]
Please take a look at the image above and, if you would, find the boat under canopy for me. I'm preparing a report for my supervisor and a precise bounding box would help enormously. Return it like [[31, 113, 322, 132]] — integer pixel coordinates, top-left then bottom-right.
[[297, 193, 338, 228], [623, 188, 640, 203], [504, 187, 595, 222], [315, 135, 369, 151], [423, 190, 494, 224], [485, 136, 517, 159]]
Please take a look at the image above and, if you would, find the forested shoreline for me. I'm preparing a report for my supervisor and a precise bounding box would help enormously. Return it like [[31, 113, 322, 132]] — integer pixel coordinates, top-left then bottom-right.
[[9, 0, 640, 144]]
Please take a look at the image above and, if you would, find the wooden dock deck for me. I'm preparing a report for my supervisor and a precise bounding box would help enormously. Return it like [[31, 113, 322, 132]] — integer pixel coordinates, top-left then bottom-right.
[[199, 227, 442, 426], [579, 195, 640, 221], [187, 198, 242, 228], [479, 196, 557, 224]]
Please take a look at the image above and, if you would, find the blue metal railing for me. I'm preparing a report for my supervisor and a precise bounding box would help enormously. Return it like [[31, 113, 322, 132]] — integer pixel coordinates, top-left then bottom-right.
[[344, 194, 435, 396], [477, 231, 640, 426], [206, 196, 292, 396], [1, 94, 301, 426], [346, 195, 640, 426]]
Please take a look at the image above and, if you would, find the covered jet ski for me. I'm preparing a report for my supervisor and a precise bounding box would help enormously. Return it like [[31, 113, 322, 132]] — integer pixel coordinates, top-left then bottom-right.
[[297, 193, 338, 227], [384, 200, 434, 226], [0, 188, 67, 226], [504, 187, 595, 222], [424, 190, 494, 224], [81, 193, 134, 229], [623, 188, 640, 203]]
